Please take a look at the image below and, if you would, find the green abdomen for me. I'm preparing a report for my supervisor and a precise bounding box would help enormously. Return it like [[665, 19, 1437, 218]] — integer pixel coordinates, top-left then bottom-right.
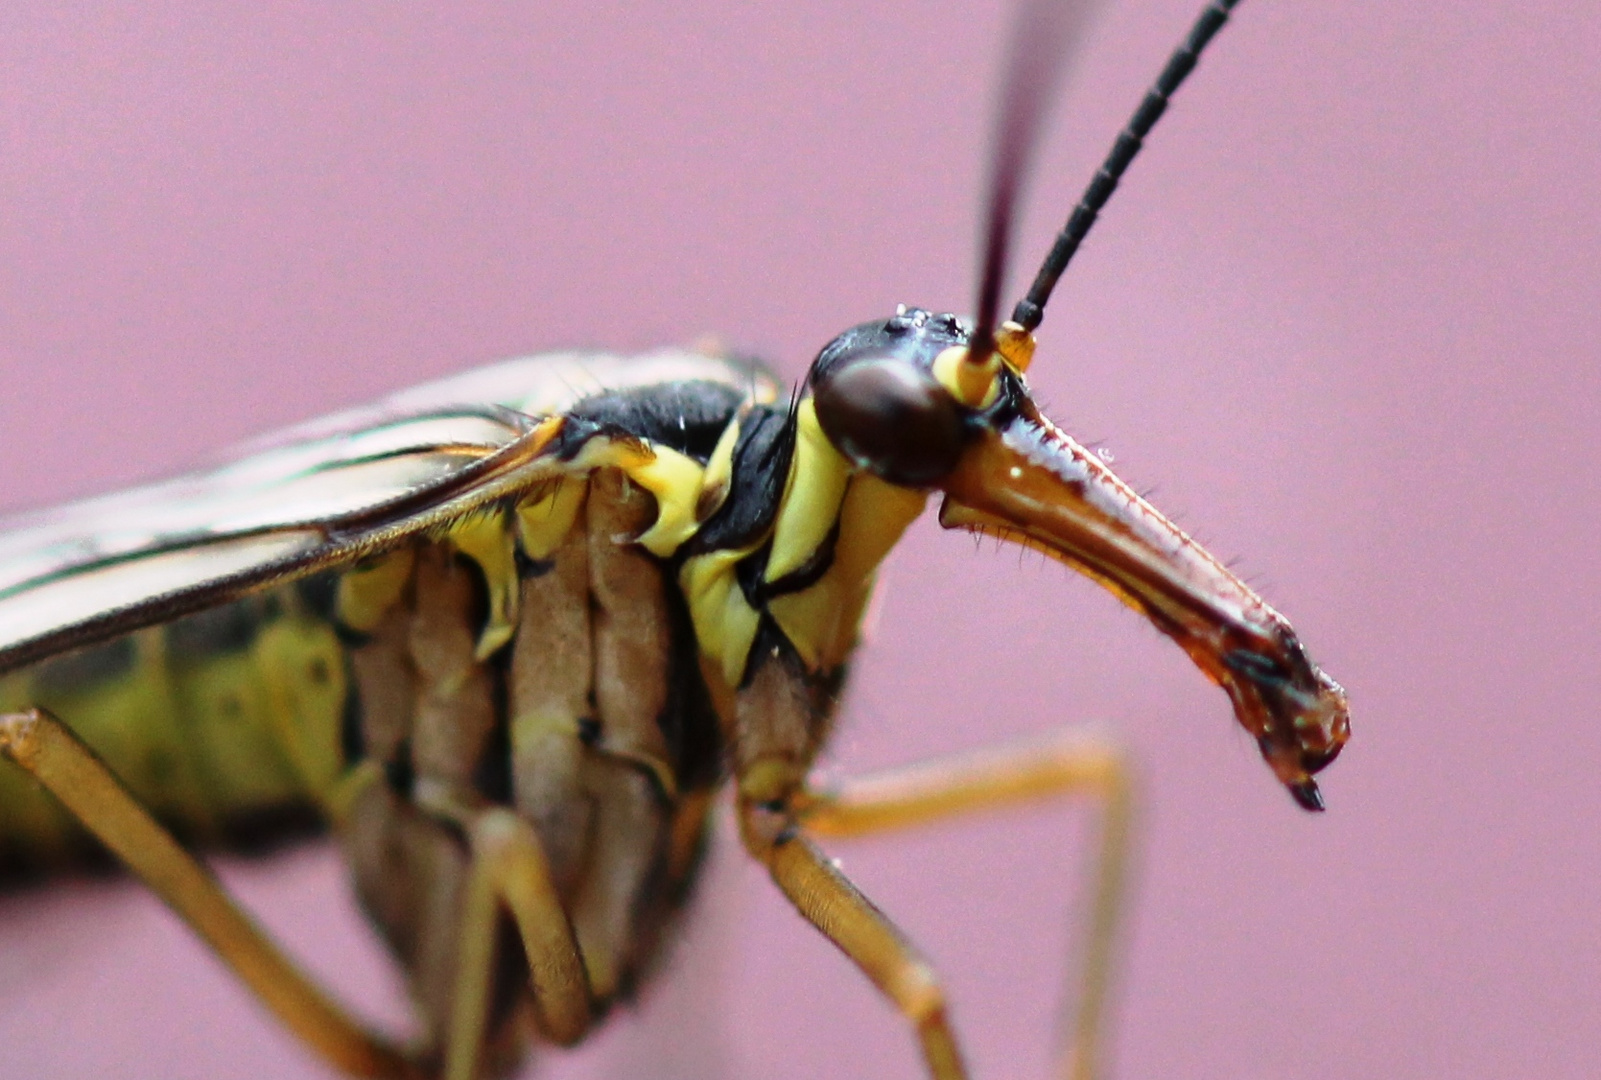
[[0, 580, 348, 876]]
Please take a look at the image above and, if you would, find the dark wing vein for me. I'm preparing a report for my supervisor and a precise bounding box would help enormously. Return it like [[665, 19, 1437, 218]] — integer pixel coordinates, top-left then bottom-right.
[[0, 347, 782, 676]]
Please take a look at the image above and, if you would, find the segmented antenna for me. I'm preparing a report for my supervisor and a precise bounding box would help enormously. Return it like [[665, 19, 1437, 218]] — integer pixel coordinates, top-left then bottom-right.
[[969, 0, 1097, 364], [1011, 0, 1240, 332]]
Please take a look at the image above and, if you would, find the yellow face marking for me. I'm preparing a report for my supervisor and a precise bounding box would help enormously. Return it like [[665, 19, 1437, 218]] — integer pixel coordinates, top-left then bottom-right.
[[932, 345, 1003, 409], [765, 400, 851, 584], [931, 322, 1038, 409]]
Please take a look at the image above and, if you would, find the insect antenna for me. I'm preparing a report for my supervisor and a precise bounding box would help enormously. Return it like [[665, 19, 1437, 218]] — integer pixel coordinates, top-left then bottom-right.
[[968, 0, 1099, 365], [1011, 0, 1240, 333]]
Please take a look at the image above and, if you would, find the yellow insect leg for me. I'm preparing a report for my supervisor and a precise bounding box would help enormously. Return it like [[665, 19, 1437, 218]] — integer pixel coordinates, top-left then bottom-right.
[[0, 707, 418, 1080], [798, 729, 1134, 1080], [443, 808, 592, 1080], [739, 800, 970, 1080]]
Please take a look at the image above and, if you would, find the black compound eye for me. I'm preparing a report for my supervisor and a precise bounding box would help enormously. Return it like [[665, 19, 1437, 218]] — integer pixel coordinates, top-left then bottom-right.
[[812, 358, 966, 486]]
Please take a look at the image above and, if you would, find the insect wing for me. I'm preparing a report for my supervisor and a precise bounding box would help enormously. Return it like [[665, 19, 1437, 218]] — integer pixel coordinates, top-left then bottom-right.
[[366, 348, 780, 421], [0, 408, 529, 670], [0, 347, 779, 674]]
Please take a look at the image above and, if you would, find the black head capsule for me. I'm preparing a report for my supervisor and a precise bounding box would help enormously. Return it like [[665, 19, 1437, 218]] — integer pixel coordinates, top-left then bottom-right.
[[798, 303, 1350, 811], [809, 309, 981, 487]]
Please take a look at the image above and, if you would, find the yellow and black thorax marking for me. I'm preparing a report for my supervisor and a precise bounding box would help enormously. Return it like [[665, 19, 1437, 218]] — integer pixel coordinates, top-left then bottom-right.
[[0, 348, 926, 877]]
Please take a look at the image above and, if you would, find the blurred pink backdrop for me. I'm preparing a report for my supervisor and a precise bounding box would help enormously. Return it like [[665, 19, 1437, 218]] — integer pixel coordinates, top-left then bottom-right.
[[2, 2, 1598, 1078]]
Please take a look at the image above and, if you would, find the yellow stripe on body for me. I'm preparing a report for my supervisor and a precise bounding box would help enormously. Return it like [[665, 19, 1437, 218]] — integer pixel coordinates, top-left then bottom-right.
[[335, 549, 415, 633], [695, 415, 742, 524], [758, 398, 929, 673], [516, 478, 588, 561], [764, 401, 850, 584], [563, 438, 707, 558], [500, 431, 768, 695], [254, 607, 349, 803], [679, 544, 765, 690], [681, 403, 854, 693], [679, 398, 930, 685], [767, 472, 927, 672], [0, 399, 932, 866], [449, 511, 521, 660], [676, 415, 764, 690]]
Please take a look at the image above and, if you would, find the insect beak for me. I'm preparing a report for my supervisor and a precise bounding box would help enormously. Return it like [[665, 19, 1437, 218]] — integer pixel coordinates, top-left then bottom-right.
[[935, 404, 1350, 809]]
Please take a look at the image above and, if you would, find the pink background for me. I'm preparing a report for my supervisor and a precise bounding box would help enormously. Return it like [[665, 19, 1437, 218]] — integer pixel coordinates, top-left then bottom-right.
[[2, 2, 1598, 1078]]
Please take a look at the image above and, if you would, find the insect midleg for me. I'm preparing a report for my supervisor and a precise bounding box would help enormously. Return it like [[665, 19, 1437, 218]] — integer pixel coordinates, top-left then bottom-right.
[[0, 707, 416, 1080], [442, 807, 592, 1080], [799, 730, 1134, 1080], [738, 801, 969, 1080]]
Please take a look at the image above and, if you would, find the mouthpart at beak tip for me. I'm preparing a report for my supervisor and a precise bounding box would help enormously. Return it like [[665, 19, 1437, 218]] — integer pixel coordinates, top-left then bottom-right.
[[1287, 777, 1325, 812], [1289, 778, 1325, 813]]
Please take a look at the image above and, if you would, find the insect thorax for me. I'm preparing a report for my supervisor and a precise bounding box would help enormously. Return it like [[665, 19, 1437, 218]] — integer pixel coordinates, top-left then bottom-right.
[[0, 369, 931, 1058], [328, 379, 929, 1052]]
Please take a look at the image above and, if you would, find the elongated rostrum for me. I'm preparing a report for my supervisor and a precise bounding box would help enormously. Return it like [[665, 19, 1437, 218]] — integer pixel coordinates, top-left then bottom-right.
[[0, 317, 1347, 1062]]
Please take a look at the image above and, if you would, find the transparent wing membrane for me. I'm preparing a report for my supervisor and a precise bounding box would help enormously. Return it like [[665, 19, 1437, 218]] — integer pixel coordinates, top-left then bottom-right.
[[0, 347, 778, 674]]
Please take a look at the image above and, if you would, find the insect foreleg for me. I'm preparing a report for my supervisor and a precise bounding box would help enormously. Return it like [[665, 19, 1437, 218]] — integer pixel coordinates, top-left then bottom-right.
[[738, 799, 969, 1080], [443, 807, 592, 1080], [798, 730, 1134, 1080], [0, 707, 417, 1079]]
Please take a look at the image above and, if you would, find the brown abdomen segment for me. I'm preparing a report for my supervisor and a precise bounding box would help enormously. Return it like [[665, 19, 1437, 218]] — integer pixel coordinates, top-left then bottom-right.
[[338, 466, 723, 1059]]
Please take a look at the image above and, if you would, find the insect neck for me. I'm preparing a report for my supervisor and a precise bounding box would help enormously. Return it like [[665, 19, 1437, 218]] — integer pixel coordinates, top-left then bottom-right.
[[680, 397, 927, 697]]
